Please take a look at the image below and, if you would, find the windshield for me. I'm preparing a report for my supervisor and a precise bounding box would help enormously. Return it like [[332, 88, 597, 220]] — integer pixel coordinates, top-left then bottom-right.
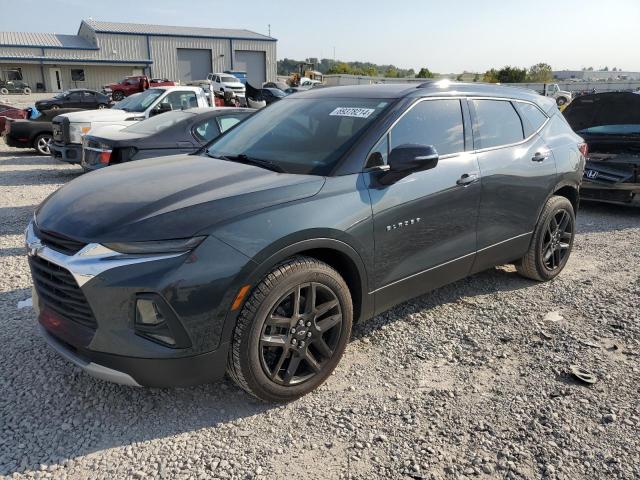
[[221, 76, 239, 83], [206, 97, 390, 175], [113, 89, 164, 112], [124, 111, 194, 134]]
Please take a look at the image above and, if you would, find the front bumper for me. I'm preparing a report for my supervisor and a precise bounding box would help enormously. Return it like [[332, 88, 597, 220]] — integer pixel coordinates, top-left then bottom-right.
[[50, 142, 82, 164], [26, 222, 250, 387]]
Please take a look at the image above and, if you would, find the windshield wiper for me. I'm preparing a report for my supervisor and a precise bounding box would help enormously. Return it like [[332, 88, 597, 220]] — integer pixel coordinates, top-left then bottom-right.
[[207, 152, 285, 173]]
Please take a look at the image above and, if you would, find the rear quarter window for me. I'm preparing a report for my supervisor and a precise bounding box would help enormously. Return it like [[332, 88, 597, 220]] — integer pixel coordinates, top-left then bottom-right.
[[514, 102, 548, 137]]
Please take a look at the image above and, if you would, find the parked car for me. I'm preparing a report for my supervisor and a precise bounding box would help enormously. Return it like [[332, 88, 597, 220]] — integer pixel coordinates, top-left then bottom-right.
[[261, 87, 287, 104], [35, 89, 112, 111], [263, 81, 289, 91], [224, 70, 248, 85], [0, 103, 28, 133], [26, 82, 585, 402], [0, 79, 32, 95], [81, 107, 253, 171], [563, 91, 640, 205], [4, 108, 83, 155], [50, 86, 209, 164], [102, 76, 175, 101]]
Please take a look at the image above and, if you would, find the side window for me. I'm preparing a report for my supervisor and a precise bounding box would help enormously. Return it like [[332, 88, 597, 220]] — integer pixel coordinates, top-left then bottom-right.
[[471, 100, 524, 149], [67, 92, 82, 101], [366, 134, 389, 168], [514, 102, 548, 137], [82, 91, 95, 101], [216, 115, 245, 133], [193, 119, 221, 143], [161, 91, 198, 110], [389, 99, 464, 156]]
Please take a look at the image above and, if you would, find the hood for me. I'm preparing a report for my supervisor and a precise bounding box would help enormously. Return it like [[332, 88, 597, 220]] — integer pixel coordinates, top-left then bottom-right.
[[563, 92, 640, 133], [86, 124, 132, 140], [58, 109, 131, 123], [36, 155, 325, 242]]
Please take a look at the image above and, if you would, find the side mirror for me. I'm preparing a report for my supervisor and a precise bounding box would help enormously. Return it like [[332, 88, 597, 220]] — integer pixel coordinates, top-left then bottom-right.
[[151, 103, 172, 116], [388, 144, 439, 173]]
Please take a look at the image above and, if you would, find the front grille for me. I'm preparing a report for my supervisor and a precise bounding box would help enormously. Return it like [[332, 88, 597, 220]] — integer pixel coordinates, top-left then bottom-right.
[[29, 256, 97, 329], [34, 226, 86, 255]]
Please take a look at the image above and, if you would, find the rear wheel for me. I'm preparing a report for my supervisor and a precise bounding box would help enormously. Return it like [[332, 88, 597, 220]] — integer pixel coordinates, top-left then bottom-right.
[[34, 133, 52, 155], [516, 195, 575, 281], [556, 96, 567, 106], [112, 91, 124, 101], [0, 88, 8, 95], [23, 87, 31, 95], [50, 105, 60, 110], [227, 256, 352, 402]]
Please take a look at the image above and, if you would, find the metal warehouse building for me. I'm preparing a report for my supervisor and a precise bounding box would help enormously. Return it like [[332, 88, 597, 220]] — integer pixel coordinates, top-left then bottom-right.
[[0, 19, 277, 92]]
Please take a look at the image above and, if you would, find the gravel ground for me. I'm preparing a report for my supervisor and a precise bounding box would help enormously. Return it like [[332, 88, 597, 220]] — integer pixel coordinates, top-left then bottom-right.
[[1, 137, 639, 480]]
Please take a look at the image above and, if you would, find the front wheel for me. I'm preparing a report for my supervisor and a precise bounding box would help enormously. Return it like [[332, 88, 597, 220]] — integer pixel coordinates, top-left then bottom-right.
[[50, 105, 60, 110], [23, 87, 32, 95], [97, 103, 107, 109], [516, 195, 575, 281], [34, 133, 53, 155], [227, 257, 353, 402], [0, 88, 8, 95], [556, 97, 567, 106]]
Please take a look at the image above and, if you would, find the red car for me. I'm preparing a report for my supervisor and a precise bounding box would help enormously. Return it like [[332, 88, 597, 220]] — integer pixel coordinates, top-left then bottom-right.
[[102, 76, 175, 101], [0, 103, 27, 135]]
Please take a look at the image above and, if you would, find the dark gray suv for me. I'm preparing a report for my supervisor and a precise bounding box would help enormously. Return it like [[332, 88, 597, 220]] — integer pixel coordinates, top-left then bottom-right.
[[26, 82, 585, 402]]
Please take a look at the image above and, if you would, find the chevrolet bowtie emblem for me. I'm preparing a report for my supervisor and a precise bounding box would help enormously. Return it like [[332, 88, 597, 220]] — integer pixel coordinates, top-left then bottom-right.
[[27, 239, 44, 257]]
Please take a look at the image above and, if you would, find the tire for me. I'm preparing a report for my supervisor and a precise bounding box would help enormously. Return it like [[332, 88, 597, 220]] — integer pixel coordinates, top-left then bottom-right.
[[23, 87, 32, 95], [97, 103, 107, 109], [50, 105, 60, 110], [112, 91, 125, 101], [0, 88, 8, 95], [227, 256, 353, 402], [516, 195, 575, 282], [33, 133, 52, 155], [556, 97, 567, 106]]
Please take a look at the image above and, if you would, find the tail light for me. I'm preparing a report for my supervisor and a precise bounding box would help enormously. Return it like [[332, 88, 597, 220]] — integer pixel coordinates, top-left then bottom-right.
[[578, 142, 588, 157], [99, 149, 111, 164]]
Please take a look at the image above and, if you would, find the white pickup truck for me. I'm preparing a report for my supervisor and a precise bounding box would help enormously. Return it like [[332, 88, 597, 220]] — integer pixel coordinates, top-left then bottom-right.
[[188, 73, 246, 97], [49, 86, 208, 164], [543, 83, 572, 106]]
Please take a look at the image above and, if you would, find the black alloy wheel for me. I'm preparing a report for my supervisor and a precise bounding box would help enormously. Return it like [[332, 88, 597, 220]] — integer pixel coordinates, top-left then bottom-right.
[[259, 282, 343, 386], [540, 208, 573, 271], [227, 256, 353, 402], [112, 91, 124, 101], [516, 195, 575, 281]]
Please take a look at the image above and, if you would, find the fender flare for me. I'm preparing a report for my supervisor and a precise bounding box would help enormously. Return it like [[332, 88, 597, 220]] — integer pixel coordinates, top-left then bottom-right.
[[217, 236, 373, 346]]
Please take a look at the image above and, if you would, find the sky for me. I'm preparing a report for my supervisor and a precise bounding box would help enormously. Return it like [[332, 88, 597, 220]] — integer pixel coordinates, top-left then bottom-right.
[[1, 0, 639, 73]]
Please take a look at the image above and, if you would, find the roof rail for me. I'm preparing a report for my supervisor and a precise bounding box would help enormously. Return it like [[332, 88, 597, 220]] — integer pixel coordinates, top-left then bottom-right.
[[416, 80, 436, 88]]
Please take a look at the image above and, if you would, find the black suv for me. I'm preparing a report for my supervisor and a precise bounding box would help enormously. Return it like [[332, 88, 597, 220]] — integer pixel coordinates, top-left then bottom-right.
[[26, 82, 585, 402]]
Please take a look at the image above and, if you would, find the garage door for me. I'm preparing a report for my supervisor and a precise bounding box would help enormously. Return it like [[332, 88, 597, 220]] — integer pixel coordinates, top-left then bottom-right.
[[177, 48, 212, 82], [235, 50, 266, 87]]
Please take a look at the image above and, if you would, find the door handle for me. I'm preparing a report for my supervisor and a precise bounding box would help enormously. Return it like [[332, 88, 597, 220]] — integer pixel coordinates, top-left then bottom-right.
[[456, 172, 479, 186], [532, 152, 548, 162]]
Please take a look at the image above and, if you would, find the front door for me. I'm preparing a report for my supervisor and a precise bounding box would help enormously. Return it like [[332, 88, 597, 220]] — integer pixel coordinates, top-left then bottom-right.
[[366, 98, 481, 313], [49, 68, 62, 92]]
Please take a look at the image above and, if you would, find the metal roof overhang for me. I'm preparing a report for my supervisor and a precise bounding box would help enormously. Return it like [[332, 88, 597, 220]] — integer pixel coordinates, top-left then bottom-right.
[[0, 56, 153, 65]]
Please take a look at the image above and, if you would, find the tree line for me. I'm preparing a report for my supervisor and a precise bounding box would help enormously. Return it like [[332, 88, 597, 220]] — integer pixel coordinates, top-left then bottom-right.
[[277, 58, 554, 83]]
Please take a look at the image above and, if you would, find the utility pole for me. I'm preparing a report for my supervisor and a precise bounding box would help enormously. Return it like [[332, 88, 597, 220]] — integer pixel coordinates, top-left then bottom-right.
[[333, 46, 336, 65], [268, 24, 271, 37]]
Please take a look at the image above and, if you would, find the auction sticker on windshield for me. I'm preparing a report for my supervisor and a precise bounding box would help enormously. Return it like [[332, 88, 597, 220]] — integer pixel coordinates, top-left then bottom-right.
[[330, 107, 376, 118]]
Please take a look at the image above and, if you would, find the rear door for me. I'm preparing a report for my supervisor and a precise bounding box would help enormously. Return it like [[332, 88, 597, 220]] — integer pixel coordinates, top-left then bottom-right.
[[365, 98, 481, 313], [65, 91, 84, 108], [469, 98, 556, 272], [81, 91, 97, 108]]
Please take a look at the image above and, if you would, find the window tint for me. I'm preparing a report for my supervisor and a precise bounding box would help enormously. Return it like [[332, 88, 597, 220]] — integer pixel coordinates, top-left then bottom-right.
[[82, 91, 95, 100], [67, 92, 82, 101], [216, 114, 247, 133], [194, 119, 220, 142], [515, 102, 548, 137], [366, 134, 389, 168], [124, 111, 193, 134], [389, 99, 464, 156], [472, 100, 524, 149], [161, 91, 198, 110]]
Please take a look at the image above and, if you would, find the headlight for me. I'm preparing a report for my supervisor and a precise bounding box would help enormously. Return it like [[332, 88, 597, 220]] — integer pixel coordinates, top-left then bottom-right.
[[69, 122, 92, 144], [103, 236, 205, 254]]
